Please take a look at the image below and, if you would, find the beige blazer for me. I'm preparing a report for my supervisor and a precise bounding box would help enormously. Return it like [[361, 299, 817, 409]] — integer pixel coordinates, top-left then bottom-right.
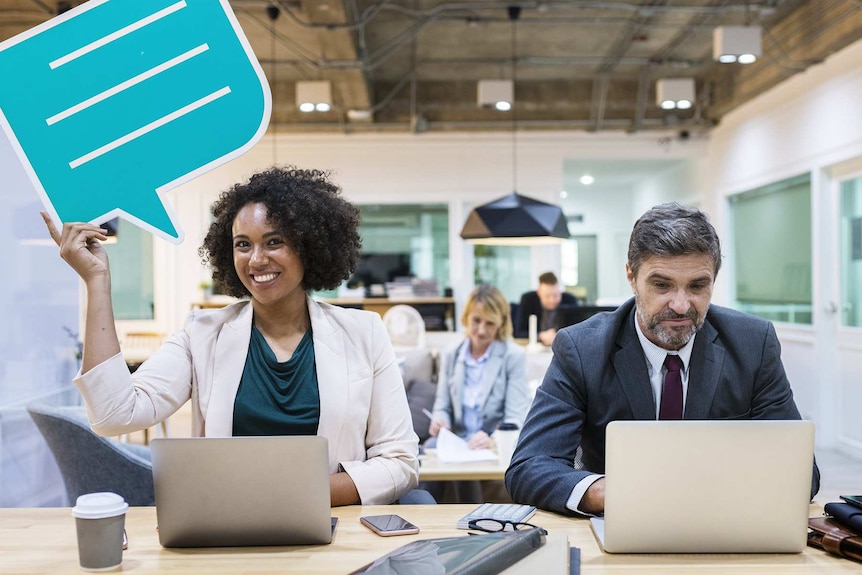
[[75, 297, 419, 505]]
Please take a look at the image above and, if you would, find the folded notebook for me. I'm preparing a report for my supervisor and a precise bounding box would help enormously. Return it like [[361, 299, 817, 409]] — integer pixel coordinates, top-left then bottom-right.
[[808, 516, 862, 562], [824, 502, 862, 534], [348, 527, 546, 575]]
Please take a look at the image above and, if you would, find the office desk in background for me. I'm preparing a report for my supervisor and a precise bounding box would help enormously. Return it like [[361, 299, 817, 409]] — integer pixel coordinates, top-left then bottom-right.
[[322, 297, 456, 331], [0, 504, 851, 574], [191, 297, 457, 331]]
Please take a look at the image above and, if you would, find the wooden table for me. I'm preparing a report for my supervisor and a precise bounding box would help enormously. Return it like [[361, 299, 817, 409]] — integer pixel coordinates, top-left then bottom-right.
[[418, 449, 507, 481], [0, 504, 853, 574]]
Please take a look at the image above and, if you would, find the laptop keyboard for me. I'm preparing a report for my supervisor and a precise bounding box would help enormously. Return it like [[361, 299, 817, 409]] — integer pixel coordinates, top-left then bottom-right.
[[456, 503, 536, 529]]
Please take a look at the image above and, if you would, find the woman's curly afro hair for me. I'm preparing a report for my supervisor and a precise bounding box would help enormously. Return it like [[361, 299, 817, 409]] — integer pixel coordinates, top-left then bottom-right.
[[198, 166, 362, 297]]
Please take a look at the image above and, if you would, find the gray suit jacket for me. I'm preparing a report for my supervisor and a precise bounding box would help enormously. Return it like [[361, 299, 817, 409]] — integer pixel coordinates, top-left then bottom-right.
[[505, 298, 819, 514], [431, 339, 529, 437]]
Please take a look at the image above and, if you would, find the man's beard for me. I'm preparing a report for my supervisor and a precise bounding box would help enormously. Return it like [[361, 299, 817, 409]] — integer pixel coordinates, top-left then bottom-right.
[[636, 295, 708, 349]]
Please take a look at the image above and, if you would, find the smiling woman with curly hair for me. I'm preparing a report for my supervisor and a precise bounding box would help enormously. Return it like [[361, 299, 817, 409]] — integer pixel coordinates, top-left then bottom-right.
[[42, 166, 420, 507], [200, 167, 362, 296]]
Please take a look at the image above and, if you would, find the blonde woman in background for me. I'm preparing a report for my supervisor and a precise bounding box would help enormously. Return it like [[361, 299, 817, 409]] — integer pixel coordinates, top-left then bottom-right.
[[424, 285, 528, 502]]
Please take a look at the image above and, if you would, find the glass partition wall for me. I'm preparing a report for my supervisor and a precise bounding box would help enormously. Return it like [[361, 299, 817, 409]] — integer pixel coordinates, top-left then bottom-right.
[[730, 174, 812, 324], [315, 204, 450, 299], [840, 176, 862, 327], [320, 202, 590, 310], [473, 245, 531, 304], [104, 219, 155, 320]]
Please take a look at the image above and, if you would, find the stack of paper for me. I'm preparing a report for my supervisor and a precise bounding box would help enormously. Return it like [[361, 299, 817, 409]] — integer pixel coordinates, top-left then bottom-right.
[[436, 428, 497, 463]]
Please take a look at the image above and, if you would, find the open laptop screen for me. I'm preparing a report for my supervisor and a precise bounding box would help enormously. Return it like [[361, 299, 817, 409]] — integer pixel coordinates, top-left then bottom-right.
[[151, 436, 333, 548], [594, 420, 814, 553]]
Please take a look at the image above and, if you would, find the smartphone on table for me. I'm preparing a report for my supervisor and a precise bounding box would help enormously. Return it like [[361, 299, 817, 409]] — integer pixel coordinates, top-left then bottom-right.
[[840, 495, 862, 510], [359, 514, 420, 536]]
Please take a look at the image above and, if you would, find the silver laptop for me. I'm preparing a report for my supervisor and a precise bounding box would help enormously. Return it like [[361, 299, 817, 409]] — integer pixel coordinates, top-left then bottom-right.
[[150, 436, 333, 548], [590, 420, 815, 553]]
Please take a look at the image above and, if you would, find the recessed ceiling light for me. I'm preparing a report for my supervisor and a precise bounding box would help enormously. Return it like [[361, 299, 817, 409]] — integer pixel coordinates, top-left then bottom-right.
[[560, 190, 568, 199], [579, 175, 594, 185], [347, 109, 372, 120]]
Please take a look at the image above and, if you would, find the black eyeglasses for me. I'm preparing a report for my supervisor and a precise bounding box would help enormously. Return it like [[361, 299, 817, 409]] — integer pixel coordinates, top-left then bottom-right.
[[467, 518, 546, 535]]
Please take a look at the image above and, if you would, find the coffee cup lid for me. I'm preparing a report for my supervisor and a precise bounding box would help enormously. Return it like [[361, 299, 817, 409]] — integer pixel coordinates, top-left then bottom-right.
[[72, 492, 129, 519]]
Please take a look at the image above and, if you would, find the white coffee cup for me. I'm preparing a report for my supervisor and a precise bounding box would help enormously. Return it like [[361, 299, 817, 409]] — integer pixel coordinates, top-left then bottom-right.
[[495, 426, 520, 467], [71, 492, 128, 572]]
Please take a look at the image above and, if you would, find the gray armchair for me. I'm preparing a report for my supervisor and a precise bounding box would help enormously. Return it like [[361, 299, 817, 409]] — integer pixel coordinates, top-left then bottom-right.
[[27, 403, 155, 506]]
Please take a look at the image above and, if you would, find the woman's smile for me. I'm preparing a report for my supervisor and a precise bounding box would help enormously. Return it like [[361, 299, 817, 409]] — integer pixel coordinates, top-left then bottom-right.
[[252, 272, 279, 284]]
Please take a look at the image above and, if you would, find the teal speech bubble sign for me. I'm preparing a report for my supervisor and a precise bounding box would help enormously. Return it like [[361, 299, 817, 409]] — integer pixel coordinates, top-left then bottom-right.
[[0, 0, 271, 243]]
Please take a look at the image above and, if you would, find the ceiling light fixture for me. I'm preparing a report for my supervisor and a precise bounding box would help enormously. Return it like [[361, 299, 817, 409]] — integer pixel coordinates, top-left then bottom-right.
[[460, 6, 569, 246], [579, 175, 595, 185], [478, 80, 513, 111], [296, 81, 332, 113], [713, 26, 761, 64], [656, 78, 695, 110], [346, 109, 372, 120]]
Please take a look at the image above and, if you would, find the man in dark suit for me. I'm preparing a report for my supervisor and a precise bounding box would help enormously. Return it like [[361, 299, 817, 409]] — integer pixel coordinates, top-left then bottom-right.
[[514, 272, 577, 345], [505, 203, 819, 515]]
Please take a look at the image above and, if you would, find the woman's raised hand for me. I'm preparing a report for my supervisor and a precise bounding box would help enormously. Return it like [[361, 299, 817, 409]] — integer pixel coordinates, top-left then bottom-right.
[[40, 212, 111, 282]]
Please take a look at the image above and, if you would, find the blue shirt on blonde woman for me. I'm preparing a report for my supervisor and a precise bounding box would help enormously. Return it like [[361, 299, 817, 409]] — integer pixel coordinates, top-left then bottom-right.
[[431, 338, 528, 441]]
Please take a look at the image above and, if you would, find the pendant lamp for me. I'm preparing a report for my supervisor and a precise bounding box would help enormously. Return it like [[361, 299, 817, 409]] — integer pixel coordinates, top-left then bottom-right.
[[459, 6, 569, 246], [460, 192, 570, 245]]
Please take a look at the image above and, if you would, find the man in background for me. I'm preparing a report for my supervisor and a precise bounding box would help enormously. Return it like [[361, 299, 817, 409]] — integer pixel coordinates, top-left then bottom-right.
[[514, 272, 578, 345]]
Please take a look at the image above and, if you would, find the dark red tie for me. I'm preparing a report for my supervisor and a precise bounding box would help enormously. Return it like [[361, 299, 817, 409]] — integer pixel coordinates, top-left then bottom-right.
[[659, 354, 683, 420]]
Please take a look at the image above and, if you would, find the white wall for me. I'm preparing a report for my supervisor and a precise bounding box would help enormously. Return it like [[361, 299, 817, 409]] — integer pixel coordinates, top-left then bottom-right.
[[632, 158, 706, 215], [566, 184, 637, 302], [704, 37, 862, 457]]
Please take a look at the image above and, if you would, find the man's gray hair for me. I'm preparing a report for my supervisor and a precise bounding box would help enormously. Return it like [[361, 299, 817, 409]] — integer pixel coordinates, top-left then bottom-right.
[[627, 202, 722, 277]]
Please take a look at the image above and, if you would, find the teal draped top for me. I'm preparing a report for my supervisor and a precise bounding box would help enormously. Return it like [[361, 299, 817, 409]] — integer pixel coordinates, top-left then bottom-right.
[[232, 324, 320, 436]]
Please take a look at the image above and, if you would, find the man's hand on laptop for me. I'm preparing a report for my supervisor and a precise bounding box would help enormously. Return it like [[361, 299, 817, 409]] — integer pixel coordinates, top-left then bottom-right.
[[579, 478, 605, 515]]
